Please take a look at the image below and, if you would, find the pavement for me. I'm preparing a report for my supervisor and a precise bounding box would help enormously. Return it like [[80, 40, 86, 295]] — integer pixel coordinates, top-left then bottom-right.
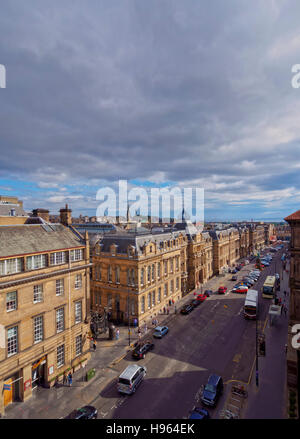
[[2, 251, 290, 419]]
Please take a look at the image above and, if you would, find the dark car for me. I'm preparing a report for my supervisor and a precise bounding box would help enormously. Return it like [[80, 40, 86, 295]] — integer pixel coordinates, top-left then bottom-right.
[[132, 341, 154, 359], [231, 275, 238, 281], [180, 304, 194, 314], [201, 374, 223, 407], [231, 268, 238, 274], [235, 266, 241, 271], [65, 405, 98, 419], [191, 299, 201, 308], [189, 407, 210, 419], [204, 290, 213, 296]]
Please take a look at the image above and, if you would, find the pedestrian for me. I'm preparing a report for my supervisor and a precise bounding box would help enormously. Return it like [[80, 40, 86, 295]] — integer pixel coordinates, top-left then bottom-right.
[[152, 318, 155, 326], [93, 339, 97, 351], [68, 371, 73, 387], [163, 307, 166, 314], [279, 297, 282, 305], [283, 305, 287, 316], [63, 372, 67, 386], [144, 323, 147, 334], [138, 328, 141, 339], [116, 328, 120, 340], [174, 306, 177, 314], [167, 308, 170, 315]]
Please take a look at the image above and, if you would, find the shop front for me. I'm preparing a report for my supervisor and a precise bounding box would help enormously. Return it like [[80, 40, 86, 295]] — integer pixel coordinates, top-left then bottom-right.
[[3, 372, 22, 407], [32, 356, 46, 389]]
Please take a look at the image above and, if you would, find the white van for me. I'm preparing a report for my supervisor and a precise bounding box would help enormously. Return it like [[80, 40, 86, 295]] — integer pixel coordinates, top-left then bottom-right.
[[117, 364, 147, 395]]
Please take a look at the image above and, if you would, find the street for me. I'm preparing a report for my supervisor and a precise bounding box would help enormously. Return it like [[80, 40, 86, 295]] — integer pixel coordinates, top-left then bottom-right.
[[92, 248, 287, 419]]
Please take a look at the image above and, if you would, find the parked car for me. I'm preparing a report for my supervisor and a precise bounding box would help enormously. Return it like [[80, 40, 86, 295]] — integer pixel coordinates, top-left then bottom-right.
[[191, 299, 201, 308], [65, 405, 98, 419], [232, 285, 248, 293], [201, 374, 224, 407], [180, 304, 194, 314], [132, 341, 154, 359], [235, 266, 241, 271], [243, 277, 254, 285], [204, 290, 212, 297], [153, 326, 169, 338], [196, 294, 208, 302], [231, 275, 238, 281], [231, 268, 238, 274], [189, 407, 210, 419], [218, 286, 227, 294]]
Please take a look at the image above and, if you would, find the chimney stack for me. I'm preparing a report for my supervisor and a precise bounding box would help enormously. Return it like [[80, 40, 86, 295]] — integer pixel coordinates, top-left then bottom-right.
[[59, 204, 72, 226], [32, 208, 50, 222]]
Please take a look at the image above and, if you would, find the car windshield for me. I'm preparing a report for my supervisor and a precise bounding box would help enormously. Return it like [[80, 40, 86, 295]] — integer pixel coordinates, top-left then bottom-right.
[[118, 378, 130, 385], [204, 384, 215, 393]]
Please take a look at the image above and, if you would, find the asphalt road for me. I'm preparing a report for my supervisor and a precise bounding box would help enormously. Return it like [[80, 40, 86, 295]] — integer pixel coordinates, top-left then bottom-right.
[[91, 247, 287, 419]]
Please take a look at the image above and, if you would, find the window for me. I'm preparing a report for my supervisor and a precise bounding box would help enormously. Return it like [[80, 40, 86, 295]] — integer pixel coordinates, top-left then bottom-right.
[[170, 259, 173, 273], [6, 291, 17, 311], [33, 284, 43, 303], [148, 293, 151, 309], [97, 264, 101, 280], [115, 266, 120, 283], [157, 262, 161, 279], [0, 258, 23, 275], [147, 266, 151, 283], [56, 308, 64, 333], [75, 301, 82, 324], [56, 279, 64, 296], [141, 296, 145, 314], [131, 299, 135, 315], [75, 335, 82, 356], [131, 269, 135, 285], [26, 254, 46, 270], [152, 291, 155, 306], [164, 283, 168, 297], [7, 326, 18, 357], [176, 257, 179, 270], [57, 344, 65, 368], [70, 249, 83, 261], [108, 265, 112, 282], [34, 315, 43, 343], [75, 274, 82, 289], [164, 260, 168, 276], [152, 264, 155, 281], [176, 277, 179, 290], [170, 280, 174, 293], [50, 251, 66, 265], [140, 268, 144, 286], [158, 287, 161, 303]]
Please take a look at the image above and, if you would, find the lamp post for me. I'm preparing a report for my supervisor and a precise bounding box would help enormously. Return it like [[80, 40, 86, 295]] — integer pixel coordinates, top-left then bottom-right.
[[256, 316, 259, 387], [128, 287, 131, 346]]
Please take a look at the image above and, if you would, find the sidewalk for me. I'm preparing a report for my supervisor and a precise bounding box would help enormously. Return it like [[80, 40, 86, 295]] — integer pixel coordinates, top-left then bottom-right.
[[2, 261, 244, 419], [242, 259, 289, 419]]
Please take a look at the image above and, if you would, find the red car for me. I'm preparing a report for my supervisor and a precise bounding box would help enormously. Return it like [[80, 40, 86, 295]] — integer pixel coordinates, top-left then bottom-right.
[[233, 285, 248, 294], [196, 294, 207, 302], [218, 286, 227, 294]]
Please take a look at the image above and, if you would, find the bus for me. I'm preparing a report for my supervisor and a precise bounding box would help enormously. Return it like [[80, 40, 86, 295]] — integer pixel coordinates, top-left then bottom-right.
[[262, 276, 276, 299], [244, 289, 258, 320]]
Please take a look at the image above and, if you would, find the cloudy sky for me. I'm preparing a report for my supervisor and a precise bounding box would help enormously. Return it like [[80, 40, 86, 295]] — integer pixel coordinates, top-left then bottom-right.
[[1, 0, 300, 221]]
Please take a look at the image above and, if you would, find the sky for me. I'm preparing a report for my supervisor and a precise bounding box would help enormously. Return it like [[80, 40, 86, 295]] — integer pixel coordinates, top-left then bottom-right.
[[0, 0, 300, 221]]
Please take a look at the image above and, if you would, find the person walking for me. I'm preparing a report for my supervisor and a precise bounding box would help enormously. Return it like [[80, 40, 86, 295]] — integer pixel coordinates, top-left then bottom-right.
[[68, 371, 73, 387], [93, 339, 97, 351], [138, 327, 141, 339], [284, 290, 287, 298], [63, 372, 67, 386], [283, 305, 287, 316], [116, 328, 120, 340]]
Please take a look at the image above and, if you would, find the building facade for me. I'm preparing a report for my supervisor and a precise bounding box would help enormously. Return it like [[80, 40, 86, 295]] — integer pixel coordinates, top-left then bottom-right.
[[284, 210, 300, 418], [0, 219, 91, 415], [91, 228, 188, 327]]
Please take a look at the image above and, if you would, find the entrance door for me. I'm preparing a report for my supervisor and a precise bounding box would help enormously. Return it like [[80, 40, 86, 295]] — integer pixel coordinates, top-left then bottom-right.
[[3, 378, 13, 407]]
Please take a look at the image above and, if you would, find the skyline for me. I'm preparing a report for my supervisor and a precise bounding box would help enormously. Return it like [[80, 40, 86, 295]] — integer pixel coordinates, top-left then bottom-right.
[[1, 1, 300, 221]]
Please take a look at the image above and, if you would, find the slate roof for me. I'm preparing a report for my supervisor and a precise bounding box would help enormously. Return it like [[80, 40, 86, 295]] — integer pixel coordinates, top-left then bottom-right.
[[0, 224, 85, 258], [97, 229, 184, 256]]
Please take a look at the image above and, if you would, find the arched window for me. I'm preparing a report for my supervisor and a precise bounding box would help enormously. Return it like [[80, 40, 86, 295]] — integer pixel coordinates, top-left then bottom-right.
[[140, 268, 144, 286], [115, 266, 120, 283], [107, 265, 112, 282]]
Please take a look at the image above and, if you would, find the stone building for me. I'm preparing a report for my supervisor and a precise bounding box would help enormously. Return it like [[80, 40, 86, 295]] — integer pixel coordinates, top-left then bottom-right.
[[248, 224, 265, 254], [284, 210, 300, 416], [209, 227, 240, 275], [91, 227, 187, 327], [0, 196, 28, 225], [0, 210, 92, 415], [275, 224, 291, 241]]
